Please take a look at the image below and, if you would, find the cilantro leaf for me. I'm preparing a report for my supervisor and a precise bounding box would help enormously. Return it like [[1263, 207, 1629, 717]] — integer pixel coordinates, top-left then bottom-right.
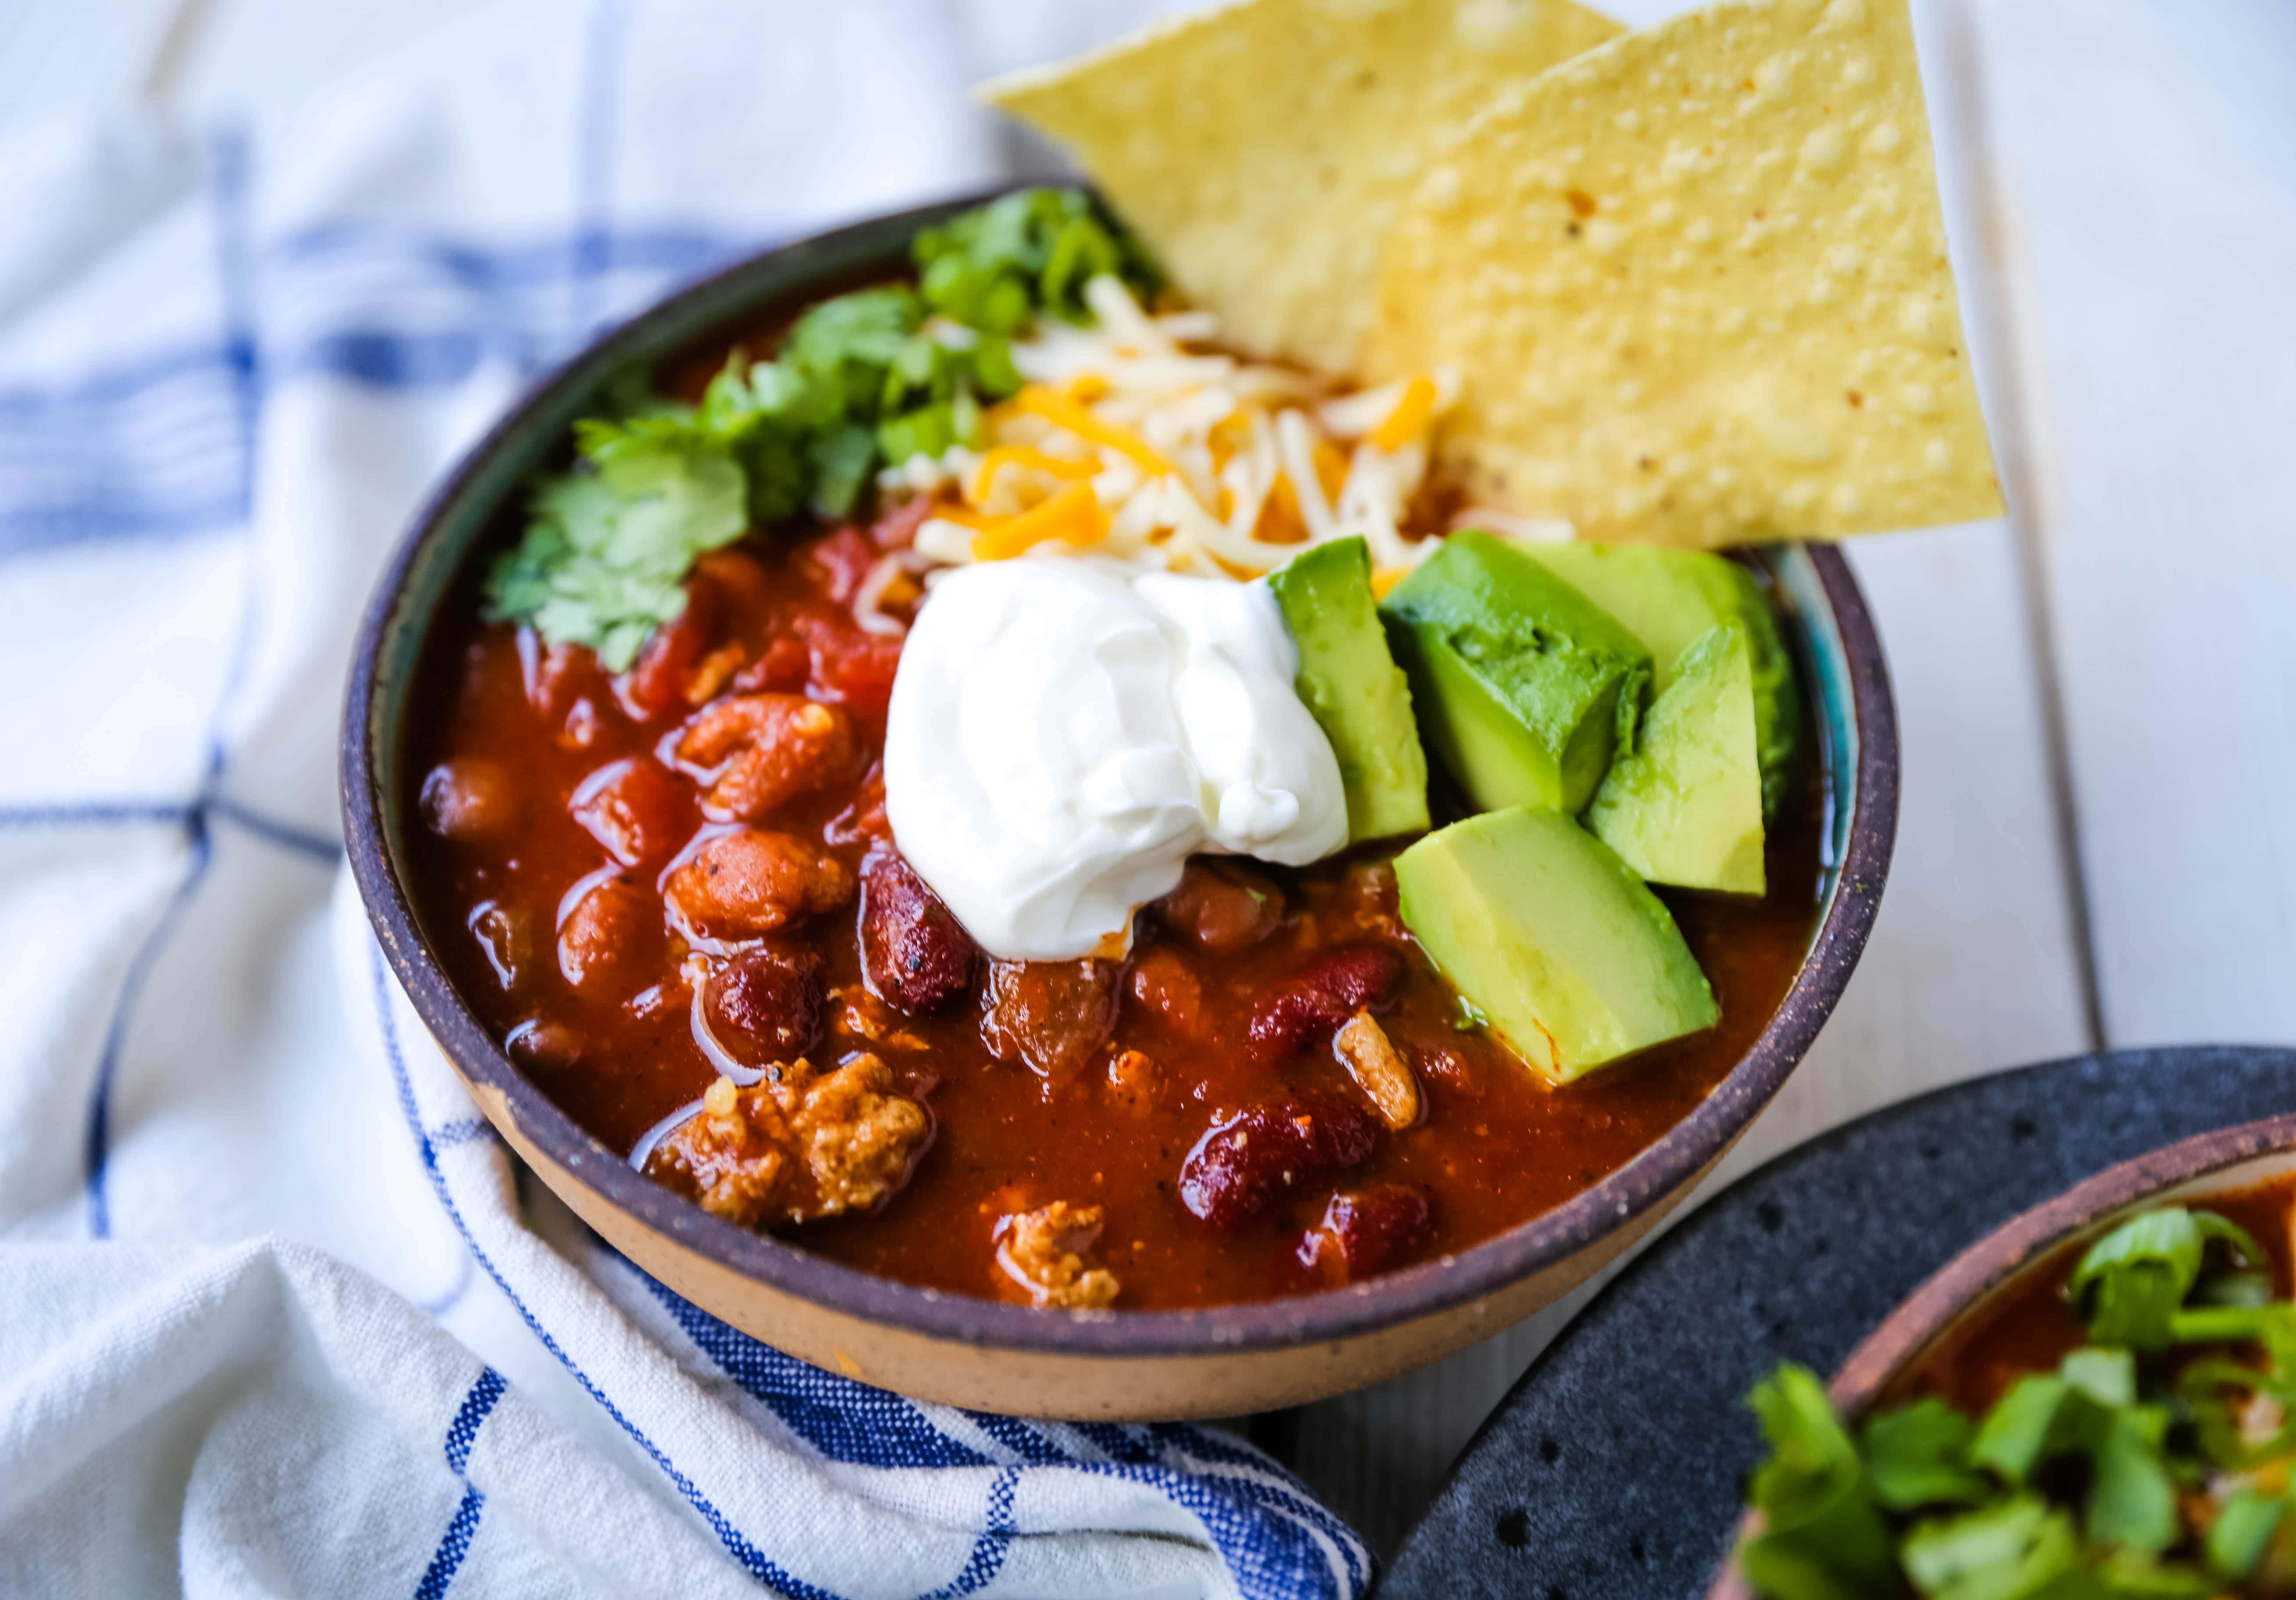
[[483, 420, 745, 671], [2204, 1489, 2283, 1582], [2070, 1207, 2263, 1351], [913, 186, 1160, 329], [1897, 1495, 2083, 1599], [1739, 1365, 1900, 1596], [1863, 1400, 1989, 1512], [488, 188, 1153, 664]]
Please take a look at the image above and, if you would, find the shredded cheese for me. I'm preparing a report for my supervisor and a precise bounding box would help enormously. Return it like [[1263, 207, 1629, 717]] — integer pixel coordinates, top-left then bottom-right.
[[888, 276, 1456, 581]]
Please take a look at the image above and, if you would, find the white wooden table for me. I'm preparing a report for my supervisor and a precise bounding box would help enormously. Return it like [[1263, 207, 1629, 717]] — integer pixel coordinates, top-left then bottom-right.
[[16, 0, 2290, 1558]]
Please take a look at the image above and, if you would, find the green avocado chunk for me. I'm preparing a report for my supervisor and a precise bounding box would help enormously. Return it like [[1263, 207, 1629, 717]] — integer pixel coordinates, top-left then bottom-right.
[[1396, 806, 1718, 1083], [1380, 530, 1654, 816], [1584, 624, 1767, 896], [1511, 540, 1804, 821], [1268, 538, 1431, 841]]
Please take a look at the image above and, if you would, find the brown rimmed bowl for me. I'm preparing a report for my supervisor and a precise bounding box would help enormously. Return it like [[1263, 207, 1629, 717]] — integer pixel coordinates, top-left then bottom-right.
[[1708, 1111, 2296, 1599], [341, 190, 1900, 1421]]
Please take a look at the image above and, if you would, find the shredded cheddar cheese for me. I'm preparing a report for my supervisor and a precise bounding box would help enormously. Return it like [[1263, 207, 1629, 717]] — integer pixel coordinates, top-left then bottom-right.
[[887, 275, 1457, 580]]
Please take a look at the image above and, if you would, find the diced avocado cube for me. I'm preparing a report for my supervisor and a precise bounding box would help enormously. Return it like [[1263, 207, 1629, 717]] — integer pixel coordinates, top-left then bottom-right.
[[1585, 624, 1767, 896], [1511, 540, 1804, 821], [1380, 531, 1653, 816], [1396, 805, 1718, 1082], [1268, 538, 1430, 841]]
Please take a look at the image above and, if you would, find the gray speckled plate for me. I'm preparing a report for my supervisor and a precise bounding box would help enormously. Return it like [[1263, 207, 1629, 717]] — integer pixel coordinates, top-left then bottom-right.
[[1376, 1046, 2296, 1600]]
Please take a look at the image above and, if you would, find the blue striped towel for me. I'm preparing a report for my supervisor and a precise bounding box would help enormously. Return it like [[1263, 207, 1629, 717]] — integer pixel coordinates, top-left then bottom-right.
[[0, 1, 1372, 1594]]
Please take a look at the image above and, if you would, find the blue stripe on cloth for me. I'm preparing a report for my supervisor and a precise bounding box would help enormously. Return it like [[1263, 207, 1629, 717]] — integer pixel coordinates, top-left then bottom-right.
[[628, 1240, 1363, 1598], [415, 1487, 485, 1600], [0, 221, 748, 561], [83, 818, 212, 1238], [206, 797, 342, 863], [372, 944, 1366, 1600], [446, 1368, 507, 1475], [0, 800, 196, 829], [371, 944, 848, 1600], [634, 1275, 993, 1469], [418, 1247, 477, 1319]]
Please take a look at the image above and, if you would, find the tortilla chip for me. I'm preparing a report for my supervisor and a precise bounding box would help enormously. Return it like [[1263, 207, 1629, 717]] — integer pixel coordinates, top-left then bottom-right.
[[982, 0, 1622, 377], [1368, 0, 2004, 545]]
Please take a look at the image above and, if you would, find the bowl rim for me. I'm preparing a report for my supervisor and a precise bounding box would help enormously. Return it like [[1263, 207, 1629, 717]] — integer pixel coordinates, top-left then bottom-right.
[[1704, 1110, 2296, 1599], [341, 193, 1902, 1359], [1827, 1109, 2296, 1422]]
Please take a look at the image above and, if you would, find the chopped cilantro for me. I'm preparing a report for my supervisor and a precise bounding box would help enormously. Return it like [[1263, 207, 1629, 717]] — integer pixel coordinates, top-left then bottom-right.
[[1733, 1204, 2296, 1598], [913, 186, 1160, 331], [482, 187, 1137, 665]]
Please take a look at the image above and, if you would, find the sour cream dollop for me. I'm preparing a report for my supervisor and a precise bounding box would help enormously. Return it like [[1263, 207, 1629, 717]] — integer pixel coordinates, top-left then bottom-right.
[[882, 557, 1347, 961]]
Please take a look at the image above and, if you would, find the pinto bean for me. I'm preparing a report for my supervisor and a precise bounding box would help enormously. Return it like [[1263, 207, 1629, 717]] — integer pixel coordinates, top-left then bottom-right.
[[980, 959, 1120, 1088], [703, 947, 825, 1064], [860, 851, 978, 1014], [1155, 860, 1285, 952], [1127, 947, 1202, 1039], [1297, 1184, 1435, 1283], [675, 693, 857, 821], [1332, 1011, 1420, 1129], [569, 757, 690, 866], [1245, 945, 1405, 1065], [1177, 1092, 1380, 1229], [505, 1017, 582, 1071], [420, 758, 520, 841], [467, 900, 533, 991], [557, 874, 660, 994], [666, 830, 855, 939]]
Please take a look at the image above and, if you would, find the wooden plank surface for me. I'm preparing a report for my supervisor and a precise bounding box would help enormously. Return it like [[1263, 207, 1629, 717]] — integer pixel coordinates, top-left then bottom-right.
[[1963, 0, 2296, 1050]]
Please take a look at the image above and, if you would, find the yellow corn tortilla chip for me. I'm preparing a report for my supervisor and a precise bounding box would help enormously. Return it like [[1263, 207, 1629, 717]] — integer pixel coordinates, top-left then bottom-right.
[[982, 0, 1623, 376], [1369, 0, 2004, 545]]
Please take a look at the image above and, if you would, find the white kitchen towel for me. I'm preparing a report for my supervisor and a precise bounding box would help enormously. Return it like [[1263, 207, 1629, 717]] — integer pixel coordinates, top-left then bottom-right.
[[0, 1, 1371, 1594]]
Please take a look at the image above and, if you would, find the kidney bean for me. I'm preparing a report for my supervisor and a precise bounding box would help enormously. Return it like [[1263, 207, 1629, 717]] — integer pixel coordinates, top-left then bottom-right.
[[860, 851, 978, 1014], [569, 757, 691, 866], [704, 947, 825, 1063], [1297, 1184, 1435, 1283], [1245, 945, 1405, 1065], [1155, 860, 1284, 952], [1177, 1092, 1380, 1229], [420, 758, 520, 842]]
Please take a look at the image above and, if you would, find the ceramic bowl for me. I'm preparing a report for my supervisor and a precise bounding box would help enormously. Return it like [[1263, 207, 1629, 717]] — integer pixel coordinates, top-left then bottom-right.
[[342, 191, 1900, 1421], [1708, 1111, 2296, 1599]]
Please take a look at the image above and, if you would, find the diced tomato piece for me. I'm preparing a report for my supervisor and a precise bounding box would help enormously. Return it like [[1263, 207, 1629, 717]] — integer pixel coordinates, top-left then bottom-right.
[[734, 634, 811, 695], [868, 494, 936, 551], [621, 578, 725, 719], [799, 612, 902, 725], [693, 548, 772, 611], [804, 527, 878, 604]]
